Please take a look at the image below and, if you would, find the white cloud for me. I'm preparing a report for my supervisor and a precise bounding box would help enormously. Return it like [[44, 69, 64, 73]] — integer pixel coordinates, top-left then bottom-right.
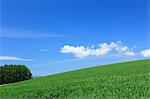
[[141, 49, 150, 57], [124, 51, 135, 56], [60, 45, 91, 58], [0, 56, 34, 61], [60, 41, 136, 58], [110, 41, 129, 52]]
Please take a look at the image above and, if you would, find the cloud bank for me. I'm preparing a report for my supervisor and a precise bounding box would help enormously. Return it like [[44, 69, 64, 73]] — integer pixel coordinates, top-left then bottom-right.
[[60, 41, 135, 58], [0, 56, 34, 61]]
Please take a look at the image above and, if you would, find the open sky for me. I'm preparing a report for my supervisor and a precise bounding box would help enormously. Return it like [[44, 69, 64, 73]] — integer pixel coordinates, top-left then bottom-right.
[[0, 0, 149, 76]]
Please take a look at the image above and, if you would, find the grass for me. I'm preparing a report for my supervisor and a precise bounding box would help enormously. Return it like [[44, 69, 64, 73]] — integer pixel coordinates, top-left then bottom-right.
[[0, 59, 150, 99]]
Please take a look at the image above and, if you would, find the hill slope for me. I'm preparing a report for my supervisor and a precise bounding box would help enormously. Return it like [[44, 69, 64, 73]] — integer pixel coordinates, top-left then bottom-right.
[[0, 60, 150, 99]]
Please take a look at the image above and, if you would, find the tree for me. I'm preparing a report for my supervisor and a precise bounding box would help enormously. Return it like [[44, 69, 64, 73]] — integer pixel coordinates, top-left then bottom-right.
[[0, 64, 32, 84]]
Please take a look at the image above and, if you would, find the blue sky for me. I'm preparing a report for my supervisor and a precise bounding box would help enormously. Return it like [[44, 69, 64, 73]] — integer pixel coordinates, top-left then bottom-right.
[[0, 0, 149, 76]]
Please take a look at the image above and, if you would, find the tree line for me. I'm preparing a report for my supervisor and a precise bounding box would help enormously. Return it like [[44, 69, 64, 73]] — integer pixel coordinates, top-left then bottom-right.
[[0, 65, 32, 84]]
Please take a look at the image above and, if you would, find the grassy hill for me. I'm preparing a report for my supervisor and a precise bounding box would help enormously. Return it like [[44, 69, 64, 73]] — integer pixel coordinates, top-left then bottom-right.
[[0, 60, 150, 99]]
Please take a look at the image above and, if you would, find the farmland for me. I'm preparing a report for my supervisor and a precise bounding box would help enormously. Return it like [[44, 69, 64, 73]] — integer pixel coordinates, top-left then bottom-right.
[[0, 60, 150, 99]]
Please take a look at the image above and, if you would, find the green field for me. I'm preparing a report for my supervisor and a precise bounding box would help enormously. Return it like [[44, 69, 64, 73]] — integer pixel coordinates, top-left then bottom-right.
[[0, 60, 150, 99]]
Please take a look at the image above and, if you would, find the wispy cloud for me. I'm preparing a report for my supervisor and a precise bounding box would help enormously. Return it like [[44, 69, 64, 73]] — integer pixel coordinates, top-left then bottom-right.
[[60, 41, 136, 59], [0, 56, 34, 61], [40, 49, 47, 52], [1, 28, 66, 38], [51, 58, 79, 64]]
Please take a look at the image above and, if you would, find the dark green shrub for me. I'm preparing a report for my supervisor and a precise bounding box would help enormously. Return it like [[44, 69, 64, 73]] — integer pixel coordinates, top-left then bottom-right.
[[0, 64, 32, 84]]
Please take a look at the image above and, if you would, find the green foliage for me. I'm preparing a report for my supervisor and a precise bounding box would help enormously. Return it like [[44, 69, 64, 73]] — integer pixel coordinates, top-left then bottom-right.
[[0, 64, 32, 84], [0, 60, 150, 99]]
